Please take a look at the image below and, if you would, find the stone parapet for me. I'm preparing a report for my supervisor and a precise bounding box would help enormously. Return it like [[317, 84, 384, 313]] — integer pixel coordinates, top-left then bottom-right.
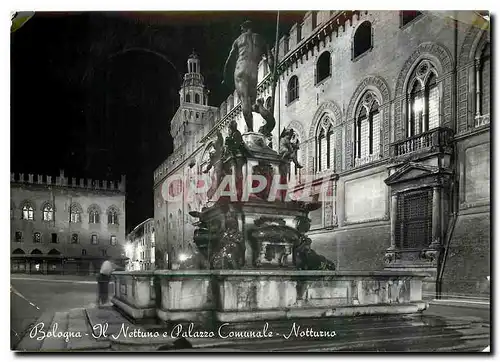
[[11, 169, 126, 193], [111, 269, 429, 323]]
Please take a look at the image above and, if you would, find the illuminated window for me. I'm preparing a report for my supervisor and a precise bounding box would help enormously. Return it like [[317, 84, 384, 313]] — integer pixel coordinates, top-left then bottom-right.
[[110, 236, 117, 246], [22, 202, 34, 220], [316, 117, 335, 172], [70, 203, 82, 223], [354, 91, 381, 160], [91, 234, 98, 245], [407, 61, 439, 137], [88, 205, 101, 224], [107, 207, 119, 225], [42, 203, 54, 221]]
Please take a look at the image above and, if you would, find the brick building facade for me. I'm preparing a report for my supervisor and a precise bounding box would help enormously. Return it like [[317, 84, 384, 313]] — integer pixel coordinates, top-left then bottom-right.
[[153, 11, 490, 298], [125, 218, 155, 271], [10, 170, 127, 274]]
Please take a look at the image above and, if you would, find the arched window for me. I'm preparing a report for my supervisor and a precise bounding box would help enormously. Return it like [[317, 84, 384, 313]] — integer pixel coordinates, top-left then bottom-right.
[[110, 236, 117, 246], [353, 21, 372, 59], [407, 60, 439, 137], [195, 93, 200, 104], [287, 76, 299, 104], [478, 43, 490, 117], [71, 233, 79, 244], [185, 93, 191, 103], [107, 206, 119, 225], [316, 51, 331, 84], [42, 203, 54, 221], [91, 234, 99, 245], [354, 91, 381, 165], [70, 203, 82, 223], [12, 248, 25, 254], [33, 232, 41, 243], [88, 205, 101, 224], [316, 117, 335, 172], [21, 202, 34, 220]]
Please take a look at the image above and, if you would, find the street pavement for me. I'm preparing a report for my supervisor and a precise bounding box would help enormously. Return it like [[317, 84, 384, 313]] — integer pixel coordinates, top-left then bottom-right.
[[10, 274, 113, 349], [11, 274, 490, 352]]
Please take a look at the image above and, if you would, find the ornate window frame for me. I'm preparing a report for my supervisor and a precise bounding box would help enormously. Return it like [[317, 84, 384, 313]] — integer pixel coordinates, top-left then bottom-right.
[[107, 205, 120, 225], [353, 90, 382, 166], [41, 202, 55, 222], [393, 42, 453, 142], [405, 60, 441, 137], [20, 200, 35, 221], [70, 202, 83, 223], [88, 204, 102, 224]]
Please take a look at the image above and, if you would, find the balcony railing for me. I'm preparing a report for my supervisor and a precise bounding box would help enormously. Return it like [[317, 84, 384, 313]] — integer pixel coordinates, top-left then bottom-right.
[[354, 153, 383, 167], [475, 114, 490, 128], [390, 127, 454, 158]]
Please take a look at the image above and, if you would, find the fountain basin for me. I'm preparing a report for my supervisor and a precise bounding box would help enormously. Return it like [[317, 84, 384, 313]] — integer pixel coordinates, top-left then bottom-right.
[[112, 270, 429, 324]]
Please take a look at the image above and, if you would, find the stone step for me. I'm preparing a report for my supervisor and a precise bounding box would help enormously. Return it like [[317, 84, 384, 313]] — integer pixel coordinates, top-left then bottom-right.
[[221, 324, 490, 352], [39, 312, 69, 351], [189, 316, 489, 352], [83, 306, 490, 352], [15, 310, 54, 351], [66, 308, 110, 351]]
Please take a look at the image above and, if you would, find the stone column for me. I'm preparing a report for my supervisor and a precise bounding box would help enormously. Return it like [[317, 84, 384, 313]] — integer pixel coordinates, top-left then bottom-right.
[[389, 193, 398, 250], [475, 58, 482, 117], [431, 186, 441, 248]]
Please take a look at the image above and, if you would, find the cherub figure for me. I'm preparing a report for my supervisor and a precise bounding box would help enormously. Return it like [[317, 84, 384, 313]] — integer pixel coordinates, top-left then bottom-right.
[[203, 132, 224, 174], [279, 128, 303, 169]]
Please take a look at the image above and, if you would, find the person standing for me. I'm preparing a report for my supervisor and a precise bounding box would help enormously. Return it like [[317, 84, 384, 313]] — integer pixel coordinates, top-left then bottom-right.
[[97, 259, 115, 307]]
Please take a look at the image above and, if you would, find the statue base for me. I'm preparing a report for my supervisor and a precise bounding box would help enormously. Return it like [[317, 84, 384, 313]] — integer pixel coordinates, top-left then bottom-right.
[[242, 132, 279, 161]]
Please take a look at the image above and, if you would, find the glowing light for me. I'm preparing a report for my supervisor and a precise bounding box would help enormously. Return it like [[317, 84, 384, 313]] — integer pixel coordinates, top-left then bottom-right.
[[179, 253, 189, 262], [124, 244, 133, 256], [413, 98, 424, 114]]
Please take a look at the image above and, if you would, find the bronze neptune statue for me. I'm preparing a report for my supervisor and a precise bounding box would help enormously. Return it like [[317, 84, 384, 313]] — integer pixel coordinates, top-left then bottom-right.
[[222, 20, 274, 133]]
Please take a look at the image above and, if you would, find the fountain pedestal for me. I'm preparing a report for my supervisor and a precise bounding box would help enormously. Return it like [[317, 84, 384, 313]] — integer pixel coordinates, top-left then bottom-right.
[[111, 130, 429, 325]]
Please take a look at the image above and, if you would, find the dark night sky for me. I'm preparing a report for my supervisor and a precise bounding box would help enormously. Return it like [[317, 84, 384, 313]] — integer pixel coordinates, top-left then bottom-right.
[[11, 11, 306, 232]]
